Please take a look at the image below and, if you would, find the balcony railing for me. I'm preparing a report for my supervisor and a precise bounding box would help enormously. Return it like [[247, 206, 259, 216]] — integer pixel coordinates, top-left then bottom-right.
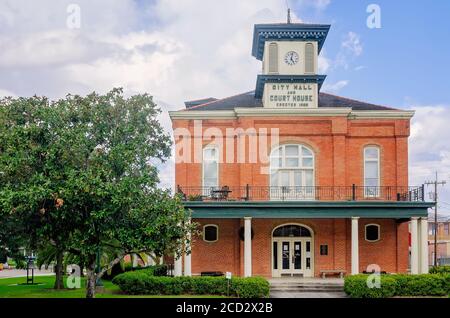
[[177, 185, 425, 202]]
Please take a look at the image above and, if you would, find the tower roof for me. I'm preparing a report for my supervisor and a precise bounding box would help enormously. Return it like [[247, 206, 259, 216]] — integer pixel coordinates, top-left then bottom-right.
[[251, 23, 331, 60]]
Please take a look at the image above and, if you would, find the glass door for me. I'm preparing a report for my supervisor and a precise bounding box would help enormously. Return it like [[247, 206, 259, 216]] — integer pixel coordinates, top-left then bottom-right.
[[276, 239, 306, 277], [293, 241, 302, 270], [281, 241, 290, 271]]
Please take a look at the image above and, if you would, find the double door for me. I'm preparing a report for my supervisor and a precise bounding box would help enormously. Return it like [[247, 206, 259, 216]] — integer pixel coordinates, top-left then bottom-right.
[[273, 238, 313, 277]]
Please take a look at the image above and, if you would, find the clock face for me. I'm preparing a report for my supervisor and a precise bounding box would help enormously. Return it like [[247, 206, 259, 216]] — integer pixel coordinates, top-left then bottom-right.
[[284, 51, 299, 66]]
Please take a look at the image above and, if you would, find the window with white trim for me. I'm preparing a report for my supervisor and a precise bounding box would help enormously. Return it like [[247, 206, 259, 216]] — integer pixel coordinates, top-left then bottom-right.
[[203, 225, 218, 242], [203, 147, 218, 191], [270, 144, 315, 200], [364, 146, 380, 197], [365, 224, 380, 242]]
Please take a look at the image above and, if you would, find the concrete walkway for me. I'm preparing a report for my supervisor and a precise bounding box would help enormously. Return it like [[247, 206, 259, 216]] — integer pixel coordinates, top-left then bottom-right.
[[270, 291, 348, 298], [0, 269, 54, 279], [269, 278, 348, 298]]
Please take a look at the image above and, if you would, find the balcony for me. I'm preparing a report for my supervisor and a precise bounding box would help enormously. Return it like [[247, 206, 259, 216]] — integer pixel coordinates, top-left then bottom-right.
[[177, 185, 425, 202]]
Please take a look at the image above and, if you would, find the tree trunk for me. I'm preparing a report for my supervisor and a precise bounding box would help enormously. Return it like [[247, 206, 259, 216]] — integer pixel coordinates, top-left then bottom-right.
[[86, 260, 96, 299], [79, 264, 84, 277], [53, 249, 64, 290]]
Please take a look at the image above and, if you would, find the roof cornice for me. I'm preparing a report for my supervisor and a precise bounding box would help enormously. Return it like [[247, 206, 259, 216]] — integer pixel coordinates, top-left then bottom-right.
[[169, 110, 236, 120], [350, 110, 415, 119], [252, 23, 331, 60], [169, 108, 416, 120], [235, 107, 351, 117]]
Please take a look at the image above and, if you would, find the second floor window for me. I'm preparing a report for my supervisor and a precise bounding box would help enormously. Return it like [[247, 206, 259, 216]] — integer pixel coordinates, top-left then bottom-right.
[[203, 147, 218, 189], [270, 144, 315, 200], [364, 146, 380, 197]]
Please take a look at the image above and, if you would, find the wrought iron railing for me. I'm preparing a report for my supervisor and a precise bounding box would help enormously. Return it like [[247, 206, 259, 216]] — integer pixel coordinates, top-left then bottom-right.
[[177, 185, 425, 202]]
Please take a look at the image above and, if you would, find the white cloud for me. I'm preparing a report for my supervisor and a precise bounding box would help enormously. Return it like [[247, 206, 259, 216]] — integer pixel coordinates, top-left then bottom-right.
[[341, 31, 363, 57], [409, 104, 450, 214], [332, 31, 363, 70], [0, 0, 316, 189], [318, 51, 331, 74], [322, 80, 349, 93], [0, 88, 16, 97]]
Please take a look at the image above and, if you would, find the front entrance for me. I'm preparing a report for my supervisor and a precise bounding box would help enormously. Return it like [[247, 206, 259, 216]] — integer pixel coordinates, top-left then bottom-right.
[[272, 224, 313, 277]]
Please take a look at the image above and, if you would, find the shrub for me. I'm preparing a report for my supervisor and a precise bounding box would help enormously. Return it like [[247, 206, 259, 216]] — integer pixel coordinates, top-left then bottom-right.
[[231, 277, 270, 298], [104, 264, 168, 281], [395, 274, 447, 296], [112, 272, 269, 298], [429, 266, 450, 275], [344, 275, 397, 298], [344, 274, 450, 298], [150, 264, 169, 277]]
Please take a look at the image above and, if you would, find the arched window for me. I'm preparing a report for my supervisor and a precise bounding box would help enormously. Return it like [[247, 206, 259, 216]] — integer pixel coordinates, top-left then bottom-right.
[[203, 146, 218, 190], [364, 146, 380, 197], [203, 225, 219, 242], [273, 225, 312, 238], [365, 224, 380, 242], [270, 144, 315, 200], [305, 43, 315, 73], [268, 42, 279, 74]]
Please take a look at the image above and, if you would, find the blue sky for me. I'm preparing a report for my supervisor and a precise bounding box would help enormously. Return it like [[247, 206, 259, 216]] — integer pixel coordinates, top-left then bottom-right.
[[0, 0, 449, 215], [296, 0, 450, 108]]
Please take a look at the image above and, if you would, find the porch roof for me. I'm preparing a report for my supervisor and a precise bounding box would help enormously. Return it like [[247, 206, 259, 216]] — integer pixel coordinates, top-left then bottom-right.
[[184, 201, 432, 219]]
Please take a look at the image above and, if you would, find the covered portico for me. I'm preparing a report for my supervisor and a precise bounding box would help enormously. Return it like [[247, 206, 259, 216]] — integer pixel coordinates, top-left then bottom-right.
[[176, 201, 432, 278]]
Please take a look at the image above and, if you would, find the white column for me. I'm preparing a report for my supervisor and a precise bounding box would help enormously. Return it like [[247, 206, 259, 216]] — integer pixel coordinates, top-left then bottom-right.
[[244, 217, 252, 277], [184, 219, 192, 277], [351, 217, 360, 275], [419, 217, 429, 274], [174, 254, 183, 277], [132, 253, 138, 267], [147, 254, 155, 266], [410, 217, 419, 274]]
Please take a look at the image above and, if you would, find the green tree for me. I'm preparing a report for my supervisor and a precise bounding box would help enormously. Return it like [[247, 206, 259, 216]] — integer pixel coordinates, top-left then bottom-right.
[[0, 89, 193, 297]]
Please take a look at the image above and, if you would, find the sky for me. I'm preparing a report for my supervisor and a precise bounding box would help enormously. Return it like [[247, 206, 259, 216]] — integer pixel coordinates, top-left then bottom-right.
[[0, 0, 449, 215]]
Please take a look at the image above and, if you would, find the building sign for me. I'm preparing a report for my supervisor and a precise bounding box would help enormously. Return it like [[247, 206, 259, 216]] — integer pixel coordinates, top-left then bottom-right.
[[263, 83, 318, 109]]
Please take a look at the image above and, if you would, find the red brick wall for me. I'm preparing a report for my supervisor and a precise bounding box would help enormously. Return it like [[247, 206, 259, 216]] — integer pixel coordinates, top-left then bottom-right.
[[191, 219, 241, 276], [175, 115, 412, 277], [191, 218, 408, 277], [173, 116, 410, 190]]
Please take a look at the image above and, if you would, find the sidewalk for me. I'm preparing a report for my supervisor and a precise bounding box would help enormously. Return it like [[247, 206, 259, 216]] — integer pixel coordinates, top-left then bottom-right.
[[0, 269, 54, 279]]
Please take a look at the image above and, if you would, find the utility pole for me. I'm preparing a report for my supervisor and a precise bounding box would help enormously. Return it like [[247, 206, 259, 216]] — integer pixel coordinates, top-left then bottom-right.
[[425, 172, 446, 266]]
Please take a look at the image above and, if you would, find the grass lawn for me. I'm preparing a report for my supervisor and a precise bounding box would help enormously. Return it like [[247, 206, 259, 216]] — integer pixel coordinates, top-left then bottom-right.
[[0, 275, 223, 298]]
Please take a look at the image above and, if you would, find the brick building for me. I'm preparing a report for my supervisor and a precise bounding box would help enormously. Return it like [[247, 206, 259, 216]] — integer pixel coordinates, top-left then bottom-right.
[[169, 21, 433, 278], [428, 214, 450, 266]]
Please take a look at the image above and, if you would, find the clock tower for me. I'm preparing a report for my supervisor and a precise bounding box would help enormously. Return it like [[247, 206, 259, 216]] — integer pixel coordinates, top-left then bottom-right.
[[252, 22, 330, 109]]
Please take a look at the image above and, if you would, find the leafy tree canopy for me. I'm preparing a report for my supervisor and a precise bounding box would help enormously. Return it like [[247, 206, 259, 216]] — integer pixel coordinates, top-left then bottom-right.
[[0, 88, 192, 297]]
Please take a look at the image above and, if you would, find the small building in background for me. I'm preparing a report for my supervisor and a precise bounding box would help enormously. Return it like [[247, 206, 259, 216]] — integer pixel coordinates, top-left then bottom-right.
[[428, 213, 450, 266]]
